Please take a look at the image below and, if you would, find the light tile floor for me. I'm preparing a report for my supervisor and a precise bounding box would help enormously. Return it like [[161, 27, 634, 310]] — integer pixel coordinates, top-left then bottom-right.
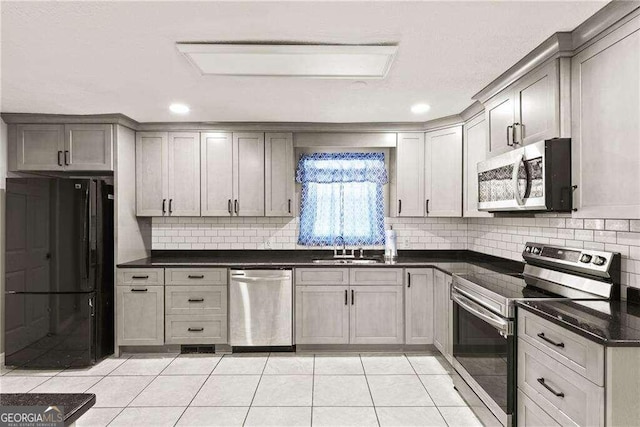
[[0, 352, 492, 426]]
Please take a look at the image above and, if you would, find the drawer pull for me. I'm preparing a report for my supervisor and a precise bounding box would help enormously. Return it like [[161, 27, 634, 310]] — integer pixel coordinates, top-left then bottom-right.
[[188, 275, 205, 279], [188, 298, 205, 303], [131, 288, 148, 292], [188, 327, 204, 332], [537, 332, 565, 348], [131, 275, 149, 279], [537, 377, 564, 398]]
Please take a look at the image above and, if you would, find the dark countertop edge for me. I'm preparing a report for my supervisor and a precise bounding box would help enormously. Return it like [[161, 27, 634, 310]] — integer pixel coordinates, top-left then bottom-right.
[[516, 301, 640, 348], [117, 250, 524, 276], [0, 393, 96, 426]]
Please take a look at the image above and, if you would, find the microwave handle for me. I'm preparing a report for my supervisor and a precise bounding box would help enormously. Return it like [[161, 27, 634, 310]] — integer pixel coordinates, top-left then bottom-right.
[[512, 154, 527, 206]]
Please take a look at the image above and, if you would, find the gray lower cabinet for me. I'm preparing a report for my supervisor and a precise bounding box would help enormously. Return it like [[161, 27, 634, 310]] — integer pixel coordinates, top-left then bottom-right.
[[433, 270, 453, 362], [116, 285, 164, 346], [295, 285, 350, 344], [350, 285, 403, 344], [405, 269, 434, 345], [295, 268, 403, 345], [517, 308, 640, 426], [165, 315, 227, 345]]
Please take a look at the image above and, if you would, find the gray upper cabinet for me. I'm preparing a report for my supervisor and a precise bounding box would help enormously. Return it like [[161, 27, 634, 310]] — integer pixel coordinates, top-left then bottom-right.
[[64, 124, 113, 171], [396, 132, 425, 217], [136, 132, 168, 217], [463, 114, 492, 217], [484, 59, 561, 157], [425, 126, 462, 217], [201, 132, 234, 216], [233, 132, 265, 216], [571, 14, 640, 219], [405, 269, 434, 345], [484, 91, 515, 157], [265, 132, 294, 217], [513, 60, 559, 146], [16, 124, 65, 171], [15, 123, 113, 172], [167, 132, 200, 216]]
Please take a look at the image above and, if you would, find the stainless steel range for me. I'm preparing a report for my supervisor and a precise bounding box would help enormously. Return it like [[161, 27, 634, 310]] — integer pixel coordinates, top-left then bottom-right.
[[451, 243, 621, 426]]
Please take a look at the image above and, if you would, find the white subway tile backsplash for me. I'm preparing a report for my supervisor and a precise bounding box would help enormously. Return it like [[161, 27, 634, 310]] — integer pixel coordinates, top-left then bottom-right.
[[151, 213, 640, 293]]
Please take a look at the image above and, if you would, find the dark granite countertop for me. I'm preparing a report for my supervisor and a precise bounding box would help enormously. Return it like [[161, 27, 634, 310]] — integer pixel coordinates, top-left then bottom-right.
[[517, 299, 640, 347], [0, 393, 95, 426], [117, 250, 525, 276]]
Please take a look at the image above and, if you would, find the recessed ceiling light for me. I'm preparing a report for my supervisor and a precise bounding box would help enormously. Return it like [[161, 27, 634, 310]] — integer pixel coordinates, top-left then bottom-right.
[[175, 43, 398, 79], [411, 103, 431, 114], [169, 103, 190, 114]]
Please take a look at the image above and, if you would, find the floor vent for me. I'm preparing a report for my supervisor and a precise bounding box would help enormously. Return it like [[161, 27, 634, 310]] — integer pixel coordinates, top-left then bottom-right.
[[181, 345, 216, 354]]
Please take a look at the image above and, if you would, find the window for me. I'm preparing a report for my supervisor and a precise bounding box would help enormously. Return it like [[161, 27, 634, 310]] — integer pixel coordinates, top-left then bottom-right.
[[296, 152, 387, 246]]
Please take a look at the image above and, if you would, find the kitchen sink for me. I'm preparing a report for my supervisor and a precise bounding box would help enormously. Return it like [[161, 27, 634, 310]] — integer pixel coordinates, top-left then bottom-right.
[[312, 258, 382, 265]]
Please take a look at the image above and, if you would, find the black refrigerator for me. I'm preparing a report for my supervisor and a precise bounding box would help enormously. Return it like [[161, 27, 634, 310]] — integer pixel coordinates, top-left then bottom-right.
[[5, 178, 114, 368]]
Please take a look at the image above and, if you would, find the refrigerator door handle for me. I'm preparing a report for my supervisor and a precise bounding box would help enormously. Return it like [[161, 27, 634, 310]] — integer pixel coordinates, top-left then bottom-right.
[[85, 184, 91, 281], [88, 296, 95, 317]]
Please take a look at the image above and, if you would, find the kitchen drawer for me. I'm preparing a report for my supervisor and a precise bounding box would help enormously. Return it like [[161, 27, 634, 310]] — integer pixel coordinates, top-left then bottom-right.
[[518, 338, 604, 427], [518, 309, 604, 386], [350, 268, 403, 286], [165, 285, 227, 316], [165, 268, 227, 286], [117, 268, 164, 286], [295, 268, 349, 286], [517, 389, 560, 427], [165, 315, 227, 344]]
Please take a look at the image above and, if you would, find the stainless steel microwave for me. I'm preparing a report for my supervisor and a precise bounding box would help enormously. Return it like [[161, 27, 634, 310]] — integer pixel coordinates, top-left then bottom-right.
[[477, 138, 572, 212]]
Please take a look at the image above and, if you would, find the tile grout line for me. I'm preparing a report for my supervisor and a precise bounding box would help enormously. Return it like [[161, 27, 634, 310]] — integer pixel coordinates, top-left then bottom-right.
[[405, 352, 451, 427], [173, 354, 225, 426], [241, 353, 269, 427], [359, 354, 381, 427]]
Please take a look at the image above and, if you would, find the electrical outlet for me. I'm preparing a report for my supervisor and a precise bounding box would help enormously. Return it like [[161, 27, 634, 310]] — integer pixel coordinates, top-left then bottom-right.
[[403, 237, 411, 248], [264, 239, 272, 249]]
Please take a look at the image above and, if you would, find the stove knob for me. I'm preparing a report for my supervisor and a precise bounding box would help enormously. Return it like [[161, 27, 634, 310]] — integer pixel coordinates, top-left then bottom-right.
[[532, 247, 541, 255], [593, 256, 607, 266], [525, 246, 532, 253], [580, 254, 592, 263]]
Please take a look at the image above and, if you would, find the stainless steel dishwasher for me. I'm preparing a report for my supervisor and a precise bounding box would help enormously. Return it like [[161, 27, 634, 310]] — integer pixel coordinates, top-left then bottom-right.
[[229, 269, 293, 347]]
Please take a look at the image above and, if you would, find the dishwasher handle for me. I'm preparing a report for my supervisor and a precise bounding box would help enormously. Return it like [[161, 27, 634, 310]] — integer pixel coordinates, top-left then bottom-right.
[[231, 275, 291, 282]]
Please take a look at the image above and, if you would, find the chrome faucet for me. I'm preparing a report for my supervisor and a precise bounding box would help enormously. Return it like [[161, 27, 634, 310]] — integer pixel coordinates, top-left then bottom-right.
[[332, 236, 355, 259]]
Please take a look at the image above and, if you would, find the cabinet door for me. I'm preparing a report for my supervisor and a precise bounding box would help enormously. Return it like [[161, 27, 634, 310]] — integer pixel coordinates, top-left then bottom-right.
[[233, 132, 265, 216], [571, 16, 640, 219], [201, 132, 234, 216], [265, 132, 294, 217], [168, 132, 200, 216], [350, 285, 403, 344], [463, 115, 492, 217], [64, 124, 113, 171], [396, 132, 425, 217], [433, 270, 448, 358], [405, 269, 434, 345], [16, 124, 64, 171], [514, 60, 559, 146], [425, 126, 462, 217], [485, 91, 515, 156], [136, 132, 168, 216], [295, 286, 349, 344], [116, 285, 164, 346]]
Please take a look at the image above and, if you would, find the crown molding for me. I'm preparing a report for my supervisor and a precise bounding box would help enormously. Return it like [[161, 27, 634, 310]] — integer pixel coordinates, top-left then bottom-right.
[[1, 112, 139, 130]]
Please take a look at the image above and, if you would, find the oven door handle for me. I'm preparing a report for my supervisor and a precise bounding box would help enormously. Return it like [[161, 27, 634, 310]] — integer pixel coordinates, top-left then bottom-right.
[[512, 154, 528, 207], [451, 290, 512, 337]]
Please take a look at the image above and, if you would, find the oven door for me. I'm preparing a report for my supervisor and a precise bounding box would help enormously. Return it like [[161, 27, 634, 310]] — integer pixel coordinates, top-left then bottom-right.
[[451, 289, 515, 426], [477, 140, 546, 212]]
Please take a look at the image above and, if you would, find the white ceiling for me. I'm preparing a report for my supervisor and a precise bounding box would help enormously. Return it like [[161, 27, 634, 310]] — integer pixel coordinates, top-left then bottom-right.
[[1, 1, 606, 123]]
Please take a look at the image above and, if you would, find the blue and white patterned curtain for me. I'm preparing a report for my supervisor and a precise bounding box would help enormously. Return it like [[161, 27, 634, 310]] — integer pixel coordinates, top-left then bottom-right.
[[296, 153, 388, 246]]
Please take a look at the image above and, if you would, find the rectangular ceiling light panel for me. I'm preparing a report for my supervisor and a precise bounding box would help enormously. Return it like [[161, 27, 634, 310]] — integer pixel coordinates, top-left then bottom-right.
[[176, 44, 398, 78]]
